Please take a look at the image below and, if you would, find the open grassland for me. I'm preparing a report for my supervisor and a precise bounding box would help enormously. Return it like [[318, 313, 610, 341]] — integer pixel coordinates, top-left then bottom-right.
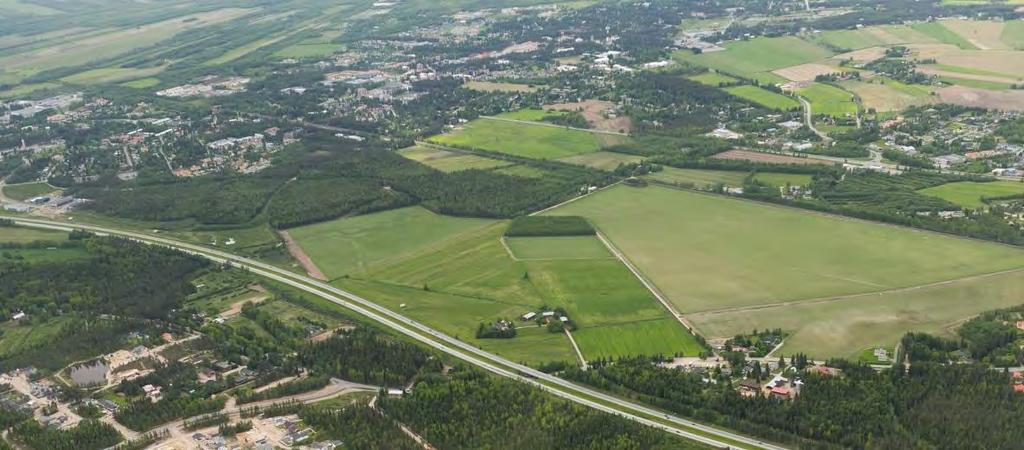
[[428, 118, 603, 159], [910, 21, 979, 50], [545, 185, 1024, 313], [399, 145, 513, 172], [687, 72, 739, 86], [0, 0, 61, 18], [61, 65, 165, 85], [807, 29, 894, 50], [273, 42, 343, 59], [121, 77, 161, 89], [939, 19, 1009, 50], [494, 108, 562, 121], [0, 8, 254, 83], [724, 85, 800, 110], [288, 206, 495, 279], [0, 227, 68, 244], [796, 82, 858, 117], [772, 62, 849, 82], [918, 181, 1024, 208], [691, 268, 1024, 360], [1002, 20, 1024, 49], [464, 81, 540, 92], [505, 236, 613, 260], [2, 181, 57, 200], [355, 223, 701, 360], [556, 151, 644, 171], [839, 78, 937, 112], [674, 36, 834, 79], [573, 318, 704, 360]]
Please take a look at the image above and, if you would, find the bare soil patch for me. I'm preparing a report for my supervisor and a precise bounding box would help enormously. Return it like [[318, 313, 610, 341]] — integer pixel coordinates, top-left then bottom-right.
[[773, 63, 846, 82], [711, 149, 830, 165], [544, 100, 633, 133], [938, 85, 1024, 111], [278, 230, 328, 281]]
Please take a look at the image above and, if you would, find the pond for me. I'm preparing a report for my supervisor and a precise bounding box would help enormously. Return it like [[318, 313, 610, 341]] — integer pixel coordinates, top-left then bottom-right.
[[68, 360, 109, 387]]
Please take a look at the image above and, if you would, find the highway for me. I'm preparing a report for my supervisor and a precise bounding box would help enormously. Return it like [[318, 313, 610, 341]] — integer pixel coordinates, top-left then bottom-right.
[[2, 215, 787, 450]]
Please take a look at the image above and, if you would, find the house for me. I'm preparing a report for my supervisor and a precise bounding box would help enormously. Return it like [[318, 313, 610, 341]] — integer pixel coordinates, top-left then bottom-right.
[[542, 311, 555, 318], [521, 312, 537, 321], [873, 347, 889, 362], [1014, 384, 1024, 394], [737, 379, 761, 398], [160, 332, 173, 343], [11, 311, 26, 321]]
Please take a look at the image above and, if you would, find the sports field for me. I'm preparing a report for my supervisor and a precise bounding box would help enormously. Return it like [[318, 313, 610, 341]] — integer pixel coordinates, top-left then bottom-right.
[[353, 223, 702, 361], [796, 82, 858, 117], [288, 206, 495, 279], [545, 185, 1024, 357], [724, 85, 800, 110], [918, 180, 1024, 208], [428, 118, 603, 159], [674, 36, 834, 78], [399, 145, 513, 172]]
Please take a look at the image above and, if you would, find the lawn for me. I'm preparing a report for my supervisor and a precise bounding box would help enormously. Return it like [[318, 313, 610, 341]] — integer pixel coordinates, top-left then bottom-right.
[[2, 181, 56, 200], [796, 82, 858, 117], [687, 72, 739, 86], [357, 223, 702, 360], [557, 151, 644, 171], [504, 236, 612, 260], [398, 145, 514, 172], [674, 36, 834, 77], [545, 185, 1024, 313], [428, 118, 603, 159], [724, 85, 800, 110], [288, 206, 495, 279], [918, 181, 1024, 208]]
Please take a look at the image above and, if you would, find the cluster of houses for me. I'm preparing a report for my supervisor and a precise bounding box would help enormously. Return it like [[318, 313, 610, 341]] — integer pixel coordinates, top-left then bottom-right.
[[156, 76, 250, 98]]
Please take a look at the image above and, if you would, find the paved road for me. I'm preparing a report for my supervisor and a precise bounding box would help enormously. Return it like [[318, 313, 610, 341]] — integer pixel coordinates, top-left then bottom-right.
[[797, 97, 831, 144], [4, 216, 786, 450]]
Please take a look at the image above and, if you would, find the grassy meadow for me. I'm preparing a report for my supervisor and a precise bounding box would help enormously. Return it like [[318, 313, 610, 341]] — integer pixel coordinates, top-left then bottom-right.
[[919, 181, 1024, 208], [557, 151, 645, 171], [2, 182, 57, 201], [428, 118, 604, 159], [505, 236, 613, 260], [399, 146, 514, 172], [645, 167, 813, 188], [288, 206, 495, 279], [797, 82, 859, 117], [724, 85, 800, 110], [674, 36, 834, 78]]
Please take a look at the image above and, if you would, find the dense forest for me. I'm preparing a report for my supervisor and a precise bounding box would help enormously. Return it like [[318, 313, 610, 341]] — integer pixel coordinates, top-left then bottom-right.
[[564, 355, 1024, 450], [8, 419, 122, 450], [299, 329, 441, 388]]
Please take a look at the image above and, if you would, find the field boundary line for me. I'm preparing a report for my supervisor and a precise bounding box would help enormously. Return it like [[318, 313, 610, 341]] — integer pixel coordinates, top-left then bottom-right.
[[688, 266, 1024, 318], [498, 236, 519, 260], [278, 230, 328, 281], [479, 115, 630, 136], [594, 230, 704, 340], [530, 181, 623, 216], [565, 329, 589, 369]]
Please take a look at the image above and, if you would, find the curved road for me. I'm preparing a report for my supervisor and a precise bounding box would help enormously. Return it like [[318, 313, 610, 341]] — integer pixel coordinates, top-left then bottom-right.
[[3, 215, 786, 450]]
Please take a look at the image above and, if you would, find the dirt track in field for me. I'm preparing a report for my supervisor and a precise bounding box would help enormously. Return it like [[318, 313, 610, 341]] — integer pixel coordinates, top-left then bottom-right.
[[278, 230, 328, 281]]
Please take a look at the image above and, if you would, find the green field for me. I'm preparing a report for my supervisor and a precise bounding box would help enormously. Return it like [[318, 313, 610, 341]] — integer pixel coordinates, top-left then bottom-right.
[[349, 223, 702, 361], [687, 72, 739, 86], [674, 36, 834, 78], [938, 76, 1013, 90], [546, 185, 1024, 312], [1002, 20, 1024, 49], [0, 226, 68, 244], [557, 151, 644, 170], [494, 108, 562, 121], [797, 82, 858, 117], [724, 85, 800, 110], [273, 42, 344, 59], [911, 21, 979, 50], [646, 167, 812, 188], [2, 182, 56, 200], [399, 145, 514, 172], [545, 185, 1024, 357], [919, 181, 1024, 208], [505, 236, 612, 260], [288, 206, 495, 279], [572, 318, 703, 360], [121, 78, 161, 89], [428, 118, 603, 159], [808, 29, 892, 50]]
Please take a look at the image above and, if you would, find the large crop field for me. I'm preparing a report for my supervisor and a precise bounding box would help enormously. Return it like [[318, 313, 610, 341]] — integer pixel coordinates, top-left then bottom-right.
[[839, 78, 937, 112], [345, 223, 702, 362], [724, 85, 800, 110], [557, 151, 644, 170], [288, 206, 495, 279], [919, 181, 1024, 208], [398, 145, 513, 172], [428, 117, 604, 159], [674, 36, 834, 78], [796, 82, 858, 117], [544, 185, 1024, 357]]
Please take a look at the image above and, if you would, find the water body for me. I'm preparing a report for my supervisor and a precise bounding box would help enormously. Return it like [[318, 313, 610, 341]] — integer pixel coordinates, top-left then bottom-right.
[[68, 360, 109, 386]]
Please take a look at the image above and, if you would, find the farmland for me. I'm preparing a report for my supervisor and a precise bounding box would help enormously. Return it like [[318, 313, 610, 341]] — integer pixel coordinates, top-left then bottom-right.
[[686, 72, 738, 86], [646, 167, 812, 188], [918, 180, 1024, 208], [504, 236, 613, 260], [724, 85, 800, 110], [0, 227, 68, 244], [398, 145, 513, 172], [838, 78, 937, 112], [544, 185, 1024, 357], [557, 151, 644, 170], [427, 117, 605, 159], [796, 82, 858, 117], [674, 36, 834, 78], [287, 206, 495, 279]]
